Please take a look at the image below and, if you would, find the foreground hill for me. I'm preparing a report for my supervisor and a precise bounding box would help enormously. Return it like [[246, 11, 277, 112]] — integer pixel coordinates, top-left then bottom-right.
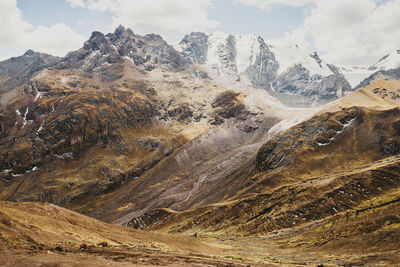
[[0, 201, 266, 266], [2, 201, 398, 266]]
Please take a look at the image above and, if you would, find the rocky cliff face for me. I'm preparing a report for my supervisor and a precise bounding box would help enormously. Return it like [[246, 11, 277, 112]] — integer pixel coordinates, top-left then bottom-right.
[[0, 50, 60, 94], [179, 32, 351, 106], [56, 26, 189, 81]]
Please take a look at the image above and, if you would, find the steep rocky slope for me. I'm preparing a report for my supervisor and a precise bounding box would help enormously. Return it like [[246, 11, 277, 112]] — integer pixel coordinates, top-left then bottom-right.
[[0, 68, 245, 207], [0, 50, 60, 103]]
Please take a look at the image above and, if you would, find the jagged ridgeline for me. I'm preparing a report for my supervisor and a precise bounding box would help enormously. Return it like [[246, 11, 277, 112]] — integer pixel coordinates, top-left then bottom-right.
[[0, 25, 400, 266]]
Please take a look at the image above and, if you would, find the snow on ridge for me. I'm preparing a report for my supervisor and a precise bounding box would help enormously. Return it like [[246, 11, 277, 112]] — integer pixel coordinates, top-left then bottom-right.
[[340, 50, 400, 87], [340, 66, 373, 87], [372, 50, 400, 71], [207, 32, 261, 74], [269, 45, 332, 76], [206, 31, 230, 67], [234, 34, 260, 74], [205, 31, 336, 78]]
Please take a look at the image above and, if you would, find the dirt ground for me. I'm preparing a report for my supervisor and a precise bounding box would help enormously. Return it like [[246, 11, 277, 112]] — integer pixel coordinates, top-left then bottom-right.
[[0, 241, 264, 267]]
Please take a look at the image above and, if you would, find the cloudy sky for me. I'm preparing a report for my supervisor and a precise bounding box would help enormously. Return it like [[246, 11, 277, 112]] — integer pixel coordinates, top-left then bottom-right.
[[0, 0, 399, 66]]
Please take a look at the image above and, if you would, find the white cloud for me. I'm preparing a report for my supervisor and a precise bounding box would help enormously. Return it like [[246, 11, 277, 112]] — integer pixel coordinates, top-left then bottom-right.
[[23, 24, 87, 56], [234, 0, 313, 10], [270, 0, 400, 66], [66, 0, 86, 8], [0, 0, 31, 47], [66, 0, 219, 44], [0, 0, 86, 60]]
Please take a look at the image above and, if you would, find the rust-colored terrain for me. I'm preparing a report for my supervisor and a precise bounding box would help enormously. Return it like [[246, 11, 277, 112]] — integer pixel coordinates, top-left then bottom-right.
[[0, 26, 399, 266]]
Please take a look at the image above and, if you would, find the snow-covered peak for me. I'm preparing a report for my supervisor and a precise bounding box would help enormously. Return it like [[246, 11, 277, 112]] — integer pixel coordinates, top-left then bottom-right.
[[185, 31, 336, 78], [206, 31, 232, 67], [339, 66, 372, 88], [179, 30, 351, 105], [268, 45, 333, 76], [234, 34, 261, 73], [206, 32, 266, 78], [371, 50, 400, 71], [340, 50, 400, 88]]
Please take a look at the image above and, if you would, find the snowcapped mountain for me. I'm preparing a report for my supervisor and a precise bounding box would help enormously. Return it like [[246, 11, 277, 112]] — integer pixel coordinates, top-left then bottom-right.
[[339, 66, 374, 88], [52, 26, 351, 106], [180, 31, 351, 106], [371, 50, 400, 71], [341, 50, 400, 88], [269, 45, 332, 76]]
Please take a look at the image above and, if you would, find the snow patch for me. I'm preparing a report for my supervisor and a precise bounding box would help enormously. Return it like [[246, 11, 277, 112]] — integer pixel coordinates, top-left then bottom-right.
[[123, 56, 134, 64], [235, 34, 260, 74], [268, 117, 304, 139], [16, 108, 29, 128], [340, 66, 374, 87], [173, 45, 183, 53], [1, 169, 12, 174], [373, 50, 400, 71], [55, 152, 74, 159], [34, 91, 44, 101], [317, 118, 355, 146], [341, 51, 400, 87], [270, 45, 332, 76], [206, 31, 230, 67]]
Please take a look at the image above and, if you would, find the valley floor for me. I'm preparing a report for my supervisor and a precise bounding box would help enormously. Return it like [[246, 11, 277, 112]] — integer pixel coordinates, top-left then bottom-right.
[[0, 201, 399, 266], [1, 229, 399, 266]]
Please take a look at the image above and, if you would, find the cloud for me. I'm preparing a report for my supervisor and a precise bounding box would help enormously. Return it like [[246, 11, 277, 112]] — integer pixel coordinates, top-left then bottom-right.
[[270, 0, 400, 66], [234, 0, 314, 10], [66, 0, 86, 8], [0, 0, 86, 60], [23, 24, 87, 56], [66, 0, 219, 44], [0, 0, 31, 47]]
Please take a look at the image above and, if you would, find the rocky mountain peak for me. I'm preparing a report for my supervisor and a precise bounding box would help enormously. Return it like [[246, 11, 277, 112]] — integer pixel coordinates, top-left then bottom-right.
[[179, 32, 208, 64], [57, 25, 188, 80], [23, 49, 35, 57], [114, 24, 134, 37], [0, 50, 60, 94], [310, 51, 322, 66], [83, 31, 108, 50]]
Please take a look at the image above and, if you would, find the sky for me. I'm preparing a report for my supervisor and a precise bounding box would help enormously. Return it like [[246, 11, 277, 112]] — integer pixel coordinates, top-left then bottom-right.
[[0, 0, 399, 66]]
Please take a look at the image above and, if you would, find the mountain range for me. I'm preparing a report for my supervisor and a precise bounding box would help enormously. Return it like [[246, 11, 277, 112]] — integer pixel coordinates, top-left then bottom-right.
[[0, 25, 400, 266]]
